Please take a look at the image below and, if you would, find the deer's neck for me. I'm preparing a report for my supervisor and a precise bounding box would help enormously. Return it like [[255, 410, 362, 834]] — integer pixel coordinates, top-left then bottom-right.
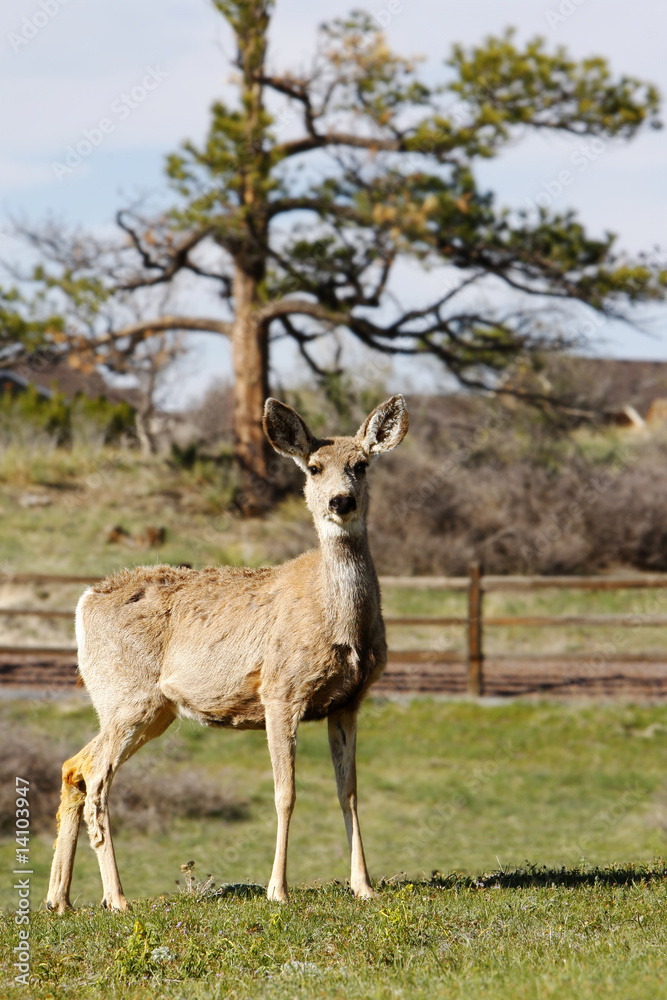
[[317, 524, 379, 645]]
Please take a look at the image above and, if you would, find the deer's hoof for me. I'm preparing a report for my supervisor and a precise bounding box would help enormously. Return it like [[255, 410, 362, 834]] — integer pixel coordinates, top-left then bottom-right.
[[46, 898, 74, 914], [352, 884, 379, 900], [267, 881, 289, 903], [102, 895, 130, 912]]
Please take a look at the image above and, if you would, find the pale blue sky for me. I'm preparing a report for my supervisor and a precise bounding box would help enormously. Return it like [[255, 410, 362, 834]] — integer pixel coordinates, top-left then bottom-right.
[[2, 0, 666, 402]]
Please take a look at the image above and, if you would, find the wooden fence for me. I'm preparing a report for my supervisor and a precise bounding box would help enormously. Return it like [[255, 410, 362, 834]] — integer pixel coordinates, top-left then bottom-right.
[[382, 564, 667, 694], [1, 567, 667, 695]]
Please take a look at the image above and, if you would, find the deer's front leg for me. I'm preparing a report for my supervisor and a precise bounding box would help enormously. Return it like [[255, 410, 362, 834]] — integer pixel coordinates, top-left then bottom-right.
[[264, 702, 299, 902], [328, 708, 377, 898]]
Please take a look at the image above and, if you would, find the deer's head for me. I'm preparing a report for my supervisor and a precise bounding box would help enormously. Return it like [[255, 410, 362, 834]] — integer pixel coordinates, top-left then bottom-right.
[[263, 395, 409, 536]]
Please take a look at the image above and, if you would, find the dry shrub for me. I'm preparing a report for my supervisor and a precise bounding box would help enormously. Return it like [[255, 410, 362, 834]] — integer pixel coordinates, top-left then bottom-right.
[[112, 769, 250, 834], [0, 725, 249, 837], [368, 395, 667, 576], [173, 382, 667, 577], [0, 724, 62, 835], [186, 380, 234, 446]]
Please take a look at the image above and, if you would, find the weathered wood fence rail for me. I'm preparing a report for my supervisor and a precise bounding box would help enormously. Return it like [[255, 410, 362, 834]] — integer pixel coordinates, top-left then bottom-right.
[[1, 567, 667, 695], [382, 564, 667, 695]]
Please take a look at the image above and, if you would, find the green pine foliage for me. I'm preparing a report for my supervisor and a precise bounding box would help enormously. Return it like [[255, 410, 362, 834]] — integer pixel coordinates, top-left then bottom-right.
[[0, 285, 63, 356], [7, 2, 667, 483]]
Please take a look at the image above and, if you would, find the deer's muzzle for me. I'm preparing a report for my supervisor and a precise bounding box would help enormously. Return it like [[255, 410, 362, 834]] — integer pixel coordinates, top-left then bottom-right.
[[329, 494, 357, 516]]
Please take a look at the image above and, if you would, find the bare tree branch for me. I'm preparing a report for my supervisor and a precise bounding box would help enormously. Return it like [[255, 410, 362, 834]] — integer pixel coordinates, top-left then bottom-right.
[[93, 315, 233, 349]]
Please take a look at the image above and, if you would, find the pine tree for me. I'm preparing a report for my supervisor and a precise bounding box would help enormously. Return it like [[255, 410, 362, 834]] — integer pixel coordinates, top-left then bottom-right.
[[13, 2, 666, 510]]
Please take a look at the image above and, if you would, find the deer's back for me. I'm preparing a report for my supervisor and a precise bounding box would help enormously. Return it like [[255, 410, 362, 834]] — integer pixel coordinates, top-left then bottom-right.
[[76, 557, 385, 729]]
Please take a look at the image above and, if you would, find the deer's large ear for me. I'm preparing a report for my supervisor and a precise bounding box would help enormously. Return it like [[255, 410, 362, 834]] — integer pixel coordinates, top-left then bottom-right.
[[356, 394, 409, 455], [263, 398, 315, 466]]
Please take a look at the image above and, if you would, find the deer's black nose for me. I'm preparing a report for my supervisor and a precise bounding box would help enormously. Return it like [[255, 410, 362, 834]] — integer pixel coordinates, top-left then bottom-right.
[[329, 494, 356, 516]]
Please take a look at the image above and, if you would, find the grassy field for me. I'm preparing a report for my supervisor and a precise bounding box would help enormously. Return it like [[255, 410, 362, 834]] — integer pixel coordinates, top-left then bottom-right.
[[2, 440, 667, 661], [0, 443, 314, 579], [2, 436, 667, 996], [2, 866, 667, 999], [2, 697, 667, 997]]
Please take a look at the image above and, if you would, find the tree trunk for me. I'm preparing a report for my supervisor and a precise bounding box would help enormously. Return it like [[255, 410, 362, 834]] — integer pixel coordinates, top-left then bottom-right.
[[231, 265, 271, 514], [229, 3, 273, 515], [136, 367, 158, 457], [135, 406, 157, 457]]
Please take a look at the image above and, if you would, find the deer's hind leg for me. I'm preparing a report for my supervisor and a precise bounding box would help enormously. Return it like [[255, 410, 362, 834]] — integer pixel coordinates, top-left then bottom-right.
[[85, 706, 176, 911], [47, 705, 175, 913], [47, 736, 99, 913]]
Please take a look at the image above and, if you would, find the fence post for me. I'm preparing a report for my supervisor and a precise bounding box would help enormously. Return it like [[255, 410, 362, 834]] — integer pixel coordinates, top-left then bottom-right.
[[467, 562, 484, 696]]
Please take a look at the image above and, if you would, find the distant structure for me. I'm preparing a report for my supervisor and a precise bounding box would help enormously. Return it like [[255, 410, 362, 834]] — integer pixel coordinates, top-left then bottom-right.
[[569, 358, 667, 428], [0, 356, 138, 407], [500, 356, 667, 429], [0, 370, 52, 399]]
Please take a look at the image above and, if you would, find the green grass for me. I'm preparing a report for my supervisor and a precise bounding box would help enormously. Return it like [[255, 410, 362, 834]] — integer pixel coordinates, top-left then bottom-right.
[[2, 868, 667, 999], [0, 444, 312, 578], [2, 698, 667, 997]]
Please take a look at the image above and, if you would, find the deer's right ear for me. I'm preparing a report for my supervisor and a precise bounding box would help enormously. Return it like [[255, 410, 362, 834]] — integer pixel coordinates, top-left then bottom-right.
[[263, 399, 315, 466]]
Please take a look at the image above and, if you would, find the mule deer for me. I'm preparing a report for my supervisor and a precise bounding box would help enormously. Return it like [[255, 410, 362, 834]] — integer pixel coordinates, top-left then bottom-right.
[[46, 394, 408, 912]]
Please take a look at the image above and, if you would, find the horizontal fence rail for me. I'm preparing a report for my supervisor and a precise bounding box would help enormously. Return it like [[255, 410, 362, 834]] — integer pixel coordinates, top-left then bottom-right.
[[384, 614, 667, 628], [1, 568, 667, 695], [379, 574, 667, 591], [381, 565, 667, 695]]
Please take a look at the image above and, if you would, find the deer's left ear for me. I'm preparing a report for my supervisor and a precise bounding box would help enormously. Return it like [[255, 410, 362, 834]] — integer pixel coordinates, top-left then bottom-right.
[[355, 394, 409, 455]]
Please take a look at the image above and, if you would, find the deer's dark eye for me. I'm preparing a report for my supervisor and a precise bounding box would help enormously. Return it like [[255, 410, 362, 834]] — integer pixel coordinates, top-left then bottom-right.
[[308, 465, 322, 476], [353, 461, 368, 477]]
